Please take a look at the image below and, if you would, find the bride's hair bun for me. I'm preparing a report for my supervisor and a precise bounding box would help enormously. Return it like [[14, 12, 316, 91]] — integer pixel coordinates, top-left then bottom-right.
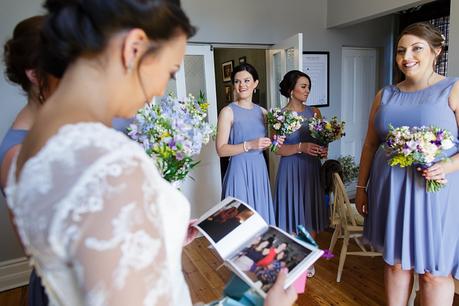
[[41, 0, 196, 78]]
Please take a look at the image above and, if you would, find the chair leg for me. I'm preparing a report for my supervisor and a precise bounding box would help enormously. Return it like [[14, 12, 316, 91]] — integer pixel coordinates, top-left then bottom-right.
[[329, 224, 341, 254], [353, 236, 367, 252], [337, 232, 349, 282]]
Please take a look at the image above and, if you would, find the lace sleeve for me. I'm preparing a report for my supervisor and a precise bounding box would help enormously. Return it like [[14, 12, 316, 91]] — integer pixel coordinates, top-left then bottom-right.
[[69, 155, 174, 306]]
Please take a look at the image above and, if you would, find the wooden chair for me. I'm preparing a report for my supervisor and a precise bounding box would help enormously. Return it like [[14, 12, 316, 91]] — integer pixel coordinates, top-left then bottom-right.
[[328, 173, 381, 282]]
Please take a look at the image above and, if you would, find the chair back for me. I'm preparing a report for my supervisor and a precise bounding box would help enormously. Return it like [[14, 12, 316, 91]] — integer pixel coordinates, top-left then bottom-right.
[[332, 173, 358, 227]]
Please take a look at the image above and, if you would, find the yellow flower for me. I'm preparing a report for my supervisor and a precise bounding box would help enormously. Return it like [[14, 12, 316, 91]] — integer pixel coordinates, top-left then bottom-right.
[[389, 154, 414, 167], [160, 131, 171, 139]]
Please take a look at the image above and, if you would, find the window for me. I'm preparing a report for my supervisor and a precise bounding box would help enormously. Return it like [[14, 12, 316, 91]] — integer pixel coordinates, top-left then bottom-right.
[[429, 16, 449, 76]]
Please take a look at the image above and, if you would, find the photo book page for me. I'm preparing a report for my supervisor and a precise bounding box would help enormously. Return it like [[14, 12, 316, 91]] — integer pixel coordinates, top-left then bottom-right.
[[195, 197, 323, 297]]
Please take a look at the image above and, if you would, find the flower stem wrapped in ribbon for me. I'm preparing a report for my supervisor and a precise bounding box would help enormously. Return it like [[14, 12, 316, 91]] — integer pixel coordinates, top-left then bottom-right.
[[384, 125, 456, 192], [128, 91, 215, 185], [267, 107, 304, 152], [307, 115, 345, 146]]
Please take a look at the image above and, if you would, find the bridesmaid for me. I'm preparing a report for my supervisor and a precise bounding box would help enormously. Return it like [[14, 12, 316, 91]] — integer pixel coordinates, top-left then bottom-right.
[[356, 22, 459, 306], [216, 63, 278, 224], [274, 70, 328, 237], [0, 16, 59, 306]]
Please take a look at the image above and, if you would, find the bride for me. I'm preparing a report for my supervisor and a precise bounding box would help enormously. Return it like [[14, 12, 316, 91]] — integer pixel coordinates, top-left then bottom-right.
[[6, 1, 297, 305]]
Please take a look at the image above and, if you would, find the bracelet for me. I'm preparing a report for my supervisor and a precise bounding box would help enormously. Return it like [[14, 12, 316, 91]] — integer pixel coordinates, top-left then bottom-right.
[[297, 142, 302, 154], [243, 141, 249, 152], [356, 185, 367, 189]]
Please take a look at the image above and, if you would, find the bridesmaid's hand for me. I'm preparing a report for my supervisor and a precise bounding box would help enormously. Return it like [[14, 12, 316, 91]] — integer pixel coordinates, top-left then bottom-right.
[[273, 135, 286, 147], [319, 146, 328, 159], [355, 189, 368, 216], [418, 162, 449, 185], [249, 137, 272, 150], [301, 142, 322, 157]]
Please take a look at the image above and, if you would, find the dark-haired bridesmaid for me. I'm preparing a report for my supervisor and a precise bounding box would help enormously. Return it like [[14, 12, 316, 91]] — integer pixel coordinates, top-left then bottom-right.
[[0, 16, 59, 306], [273, 70, 328, 239], [216, 63, 279, 224]]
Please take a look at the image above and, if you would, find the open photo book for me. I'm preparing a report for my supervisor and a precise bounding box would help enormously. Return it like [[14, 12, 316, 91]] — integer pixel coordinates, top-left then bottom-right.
[[195, 197, 324, 298]]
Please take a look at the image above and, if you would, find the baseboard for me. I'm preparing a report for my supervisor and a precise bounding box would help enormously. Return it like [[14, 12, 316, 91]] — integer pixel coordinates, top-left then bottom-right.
[[0, 257, 31, 292]]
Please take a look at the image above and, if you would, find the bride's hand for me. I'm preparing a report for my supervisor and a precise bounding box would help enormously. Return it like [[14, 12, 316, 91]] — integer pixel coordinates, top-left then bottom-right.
[[183, 219, 199, 246], [264, 269, 297, 306]]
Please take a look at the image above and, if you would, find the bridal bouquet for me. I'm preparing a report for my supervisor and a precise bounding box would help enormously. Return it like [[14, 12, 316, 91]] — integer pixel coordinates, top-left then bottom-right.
[[307, 115, 345, 146], [267, 107, 304, 152], [128, 92, 215, 186], [385, 125, 456, 192]]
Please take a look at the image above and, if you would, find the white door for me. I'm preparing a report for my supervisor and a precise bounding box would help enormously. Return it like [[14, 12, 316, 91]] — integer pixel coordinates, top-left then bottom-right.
[[165, 45, 221, 218], [266, 34, 303, 186], [340, 47, 378, 160]]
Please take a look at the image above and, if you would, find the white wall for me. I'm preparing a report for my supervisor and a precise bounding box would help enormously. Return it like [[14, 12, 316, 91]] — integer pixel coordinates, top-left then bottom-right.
[[449, 0, 459, 76], [326, 0, 433, 28]]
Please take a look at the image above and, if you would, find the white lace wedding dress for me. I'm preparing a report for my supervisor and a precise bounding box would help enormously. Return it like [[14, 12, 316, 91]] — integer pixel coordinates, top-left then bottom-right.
[[6, 123, 192, 306]]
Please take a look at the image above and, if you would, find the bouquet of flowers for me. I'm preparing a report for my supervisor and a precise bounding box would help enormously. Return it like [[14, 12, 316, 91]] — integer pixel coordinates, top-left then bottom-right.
[[128, 92, 215, 186], [267, 107, 304, 152], [307, 115, 345, 146], [384, 125, 456, 192]]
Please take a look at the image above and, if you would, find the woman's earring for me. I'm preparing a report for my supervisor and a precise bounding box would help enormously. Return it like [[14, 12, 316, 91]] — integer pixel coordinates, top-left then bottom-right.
[[38, 93, 45, 104], [254, 88, 257, 93]]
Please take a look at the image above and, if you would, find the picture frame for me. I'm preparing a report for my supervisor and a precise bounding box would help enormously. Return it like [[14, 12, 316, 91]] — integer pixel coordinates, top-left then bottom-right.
[[238, 56, 247, 64], [222, 60, 234, 82], [224, 85, 233, 103], [302, 51, 329, 107]]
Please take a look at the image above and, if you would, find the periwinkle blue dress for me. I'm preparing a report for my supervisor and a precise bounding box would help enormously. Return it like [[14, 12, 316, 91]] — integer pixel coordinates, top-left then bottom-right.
[[0, 128, 49, 306], [274, 107, 327, 234], [221, 102, 275, 224], [365, 78, 459, 279]]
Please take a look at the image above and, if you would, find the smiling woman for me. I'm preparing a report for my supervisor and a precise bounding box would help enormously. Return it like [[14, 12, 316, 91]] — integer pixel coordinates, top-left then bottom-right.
[[216, 63, 277, 225], [356, 22, 459, 306]]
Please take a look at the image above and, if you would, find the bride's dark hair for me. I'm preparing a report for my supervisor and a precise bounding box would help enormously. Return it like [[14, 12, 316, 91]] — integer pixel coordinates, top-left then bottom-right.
[[41, 0, 196, 77]]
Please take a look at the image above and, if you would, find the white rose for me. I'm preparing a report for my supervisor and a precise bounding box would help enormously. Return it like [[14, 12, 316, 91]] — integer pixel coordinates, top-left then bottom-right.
[[441, 139, 454, 150]]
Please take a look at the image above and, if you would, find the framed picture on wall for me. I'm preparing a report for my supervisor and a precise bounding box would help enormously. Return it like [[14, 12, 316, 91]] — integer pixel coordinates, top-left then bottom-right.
[[222, 60, 234, 82], [224, 85, 232, 103], [238, 56, 247, 64], [302, 51, 329, 107]]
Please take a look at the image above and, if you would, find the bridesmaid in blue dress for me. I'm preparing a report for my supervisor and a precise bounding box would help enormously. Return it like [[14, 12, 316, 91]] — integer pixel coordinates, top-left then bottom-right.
[[216, 63, 277, 224], [273, 71, 328, 236], [356, 22, 459, 305], [0, 16, 59, 306]]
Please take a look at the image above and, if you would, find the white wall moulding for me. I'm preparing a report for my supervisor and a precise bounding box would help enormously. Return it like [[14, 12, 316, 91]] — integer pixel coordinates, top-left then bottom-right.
[[0, 257, 31, 292]]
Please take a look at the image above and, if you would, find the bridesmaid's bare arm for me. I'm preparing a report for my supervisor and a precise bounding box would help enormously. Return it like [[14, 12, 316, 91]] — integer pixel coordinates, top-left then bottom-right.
[[355, 90, 383, 215], [424, 80, 459, 181]]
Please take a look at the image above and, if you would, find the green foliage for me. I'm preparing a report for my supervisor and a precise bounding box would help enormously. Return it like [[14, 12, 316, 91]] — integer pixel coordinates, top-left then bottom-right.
[[337, 155, 359, 184]]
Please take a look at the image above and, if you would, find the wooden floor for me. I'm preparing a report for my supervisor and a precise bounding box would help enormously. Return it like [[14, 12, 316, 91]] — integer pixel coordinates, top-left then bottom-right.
[[1, 230, 458, 305]]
